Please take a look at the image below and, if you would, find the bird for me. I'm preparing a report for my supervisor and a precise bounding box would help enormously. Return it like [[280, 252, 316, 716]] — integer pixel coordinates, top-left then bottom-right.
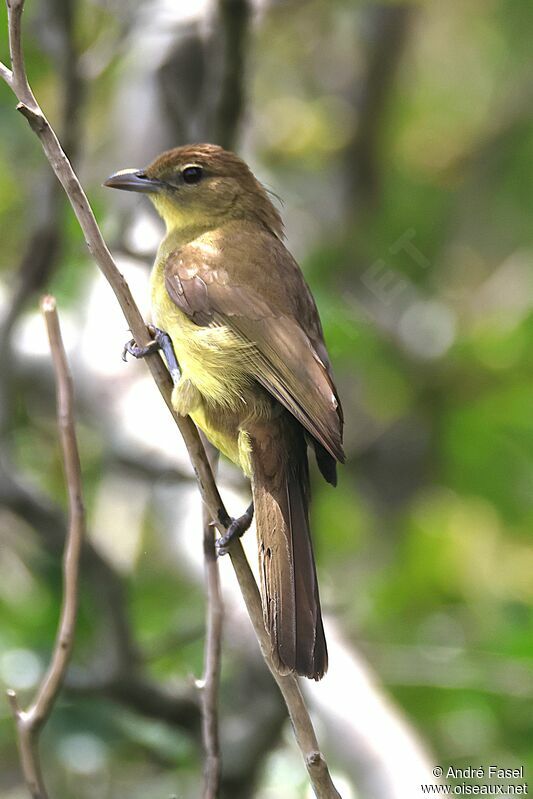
[[105, 144, 344, 680]]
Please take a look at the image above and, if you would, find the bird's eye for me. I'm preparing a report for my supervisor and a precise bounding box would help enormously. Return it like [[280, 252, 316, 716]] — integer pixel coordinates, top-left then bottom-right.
[[182, 165, 203, 185]]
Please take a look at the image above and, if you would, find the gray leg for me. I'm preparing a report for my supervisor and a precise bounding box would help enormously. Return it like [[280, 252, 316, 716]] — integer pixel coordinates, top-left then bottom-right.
[[123, 325, 181, 385], [216, 502, 254, 556]]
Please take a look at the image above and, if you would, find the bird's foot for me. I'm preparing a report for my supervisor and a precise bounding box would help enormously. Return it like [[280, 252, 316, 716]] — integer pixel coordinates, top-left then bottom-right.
[[122, 325, 181, 385], [216, 502, 254, 556]]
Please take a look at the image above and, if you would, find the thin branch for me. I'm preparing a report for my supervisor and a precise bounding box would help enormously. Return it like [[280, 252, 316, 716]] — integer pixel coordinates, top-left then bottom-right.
[[6, 0, 37, 106], [34, 296, 86, 723], [0, 4, 341, 796], [0, 61, 13, 84], [7, 296, 86, 799], [200, 440, 223, 799], [201, 509, 223, 797]]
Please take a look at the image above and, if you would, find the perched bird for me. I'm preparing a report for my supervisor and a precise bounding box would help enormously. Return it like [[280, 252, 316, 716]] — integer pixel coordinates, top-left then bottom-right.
[[105, 144, 344, 680]]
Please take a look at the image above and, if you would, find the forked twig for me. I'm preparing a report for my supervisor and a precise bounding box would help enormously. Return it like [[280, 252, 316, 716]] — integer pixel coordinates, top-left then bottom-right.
[[7, 296, 86, 799], [0, 3, 341, 795]]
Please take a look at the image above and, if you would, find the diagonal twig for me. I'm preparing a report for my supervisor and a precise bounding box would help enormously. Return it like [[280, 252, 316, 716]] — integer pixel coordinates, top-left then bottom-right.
[[7, 295, 86, 799], [0, 3, 341, 796]]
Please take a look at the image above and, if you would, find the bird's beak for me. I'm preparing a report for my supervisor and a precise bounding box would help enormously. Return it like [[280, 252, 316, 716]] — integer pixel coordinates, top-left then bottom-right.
[[103, 169, 164, 194]]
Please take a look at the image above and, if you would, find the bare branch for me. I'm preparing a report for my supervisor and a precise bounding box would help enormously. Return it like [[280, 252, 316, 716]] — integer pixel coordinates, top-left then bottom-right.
[[7, 296, 86, 799], [0, 61, 13, 84], [35, 297, 86, 719], [1, 3, 341, 796], [200, 441, 223, 798], [201, 510, 223, 797], [6, 0, 37, 106]]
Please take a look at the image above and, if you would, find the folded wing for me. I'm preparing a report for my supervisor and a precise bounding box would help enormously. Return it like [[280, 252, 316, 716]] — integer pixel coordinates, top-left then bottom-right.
[[163, 223, 344, 464]]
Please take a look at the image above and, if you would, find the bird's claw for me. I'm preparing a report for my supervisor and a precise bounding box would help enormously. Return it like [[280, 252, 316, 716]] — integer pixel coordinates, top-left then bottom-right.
[[122, 337, 159, 362], [215, 502, 254, 556], [121, 326, 181, 385]]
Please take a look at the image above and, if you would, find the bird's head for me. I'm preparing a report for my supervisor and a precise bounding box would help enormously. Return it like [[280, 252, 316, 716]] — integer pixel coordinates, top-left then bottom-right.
[[104, 143, 283, 238]]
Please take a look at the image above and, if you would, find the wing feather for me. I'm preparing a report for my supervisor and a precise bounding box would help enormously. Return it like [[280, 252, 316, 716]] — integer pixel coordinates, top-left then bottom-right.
[[163, 223, 344, 463]]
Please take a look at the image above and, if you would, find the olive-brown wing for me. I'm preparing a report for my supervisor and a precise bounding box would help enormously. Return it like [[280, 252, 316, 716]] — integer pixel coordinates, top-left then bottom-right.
[[163, 227, 344, 463]]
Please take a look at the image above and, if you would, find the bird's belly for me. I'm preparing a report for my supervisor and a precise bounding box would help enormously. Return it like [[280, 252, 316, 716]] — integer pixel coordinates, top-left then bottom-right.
[[189, 404, 244, 469], [152, 293, 267, 473], [161, 313, 253, 407]]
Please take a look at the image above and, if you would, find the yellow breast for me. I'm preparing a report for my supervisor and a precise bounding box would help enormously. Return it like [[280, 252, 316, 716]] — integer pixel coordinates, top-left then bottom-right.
[[149, 251, 279, 479], [151, 272, 252, 404]]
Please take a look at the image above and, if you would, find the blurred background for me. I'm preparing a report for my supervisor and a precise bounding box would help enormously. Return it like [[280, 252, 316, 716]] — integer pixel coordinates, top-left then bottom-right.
[[0, 0, 532, 797]]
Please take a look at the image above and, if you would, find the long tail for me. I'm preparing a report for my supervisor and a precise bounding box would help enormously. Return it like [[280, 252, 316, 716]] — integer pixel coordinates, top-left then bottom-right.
[[248, 413, 327, 680]]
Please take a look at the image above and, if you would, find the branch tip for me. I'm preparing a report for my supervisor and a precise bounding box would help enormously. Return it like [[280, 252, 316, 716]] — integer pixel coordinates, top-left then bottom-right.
[[6, 688, 21, 717], [41, 294, 56, 314]]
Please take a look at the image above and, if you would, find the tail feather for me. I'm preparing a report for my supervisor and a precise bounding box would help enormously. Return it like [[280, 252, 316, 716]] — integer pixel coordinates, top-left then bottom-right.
[[249, 414, 327, 680]]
